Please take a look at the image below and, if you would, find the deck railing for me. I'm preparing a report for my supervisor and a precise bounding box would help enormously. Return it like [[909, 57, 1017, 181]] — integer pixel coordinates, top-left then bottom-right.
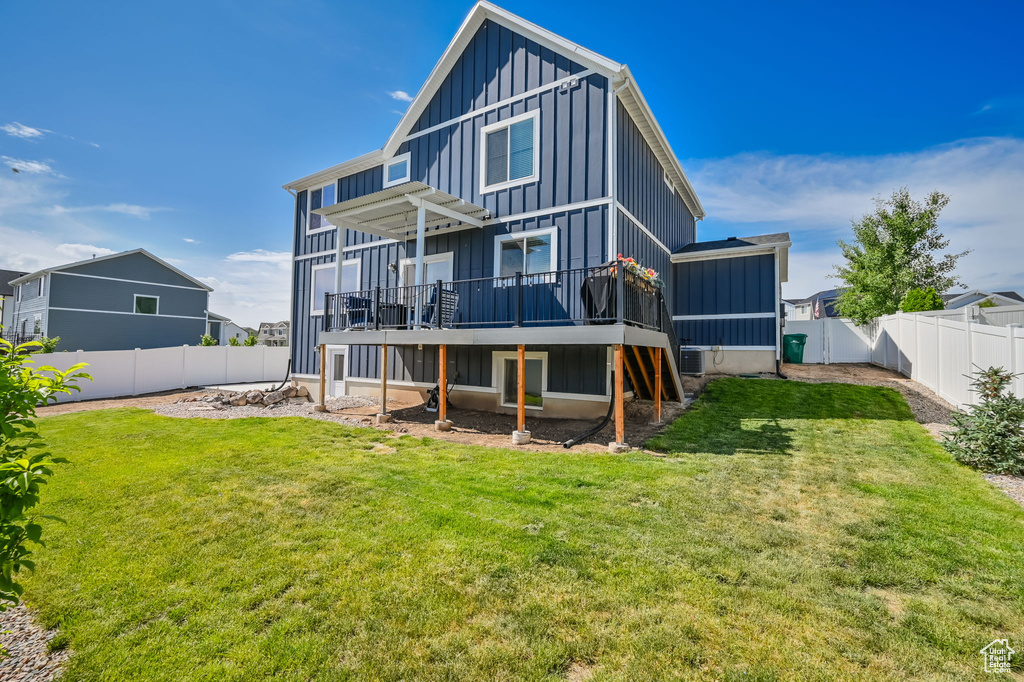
[[325, 263, 664, 333]]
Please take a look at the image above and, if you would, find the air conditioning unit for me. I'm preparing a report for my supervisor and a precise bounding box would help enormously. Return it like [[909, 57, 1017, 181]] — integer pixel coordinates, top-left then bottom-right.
[[678, 347, 705, 375]]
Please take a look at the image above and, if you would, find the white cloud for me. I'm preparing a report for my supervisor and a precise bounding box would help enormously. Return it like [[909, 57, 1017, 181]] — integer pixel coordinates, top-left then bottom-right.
[[183, 238, 199, 243], [51, 203, 168, 219], [1, 156, 59, 176], [387, 90, 414, 103], [1, 122, 47, 139], [198, 251, 291, 327], [688, 137, 1024, 298], [54, 243, 118, 262], [225, 249, 290, 265]]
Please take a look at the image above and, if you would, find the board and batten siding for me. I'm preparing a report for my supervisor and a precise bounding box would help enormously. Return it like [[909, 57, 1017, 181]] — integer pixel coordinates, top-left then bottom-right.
[[348, 344, 608, 396], [672, 253, 777, 347], [617, 210, 673, 310], [292, 253, 335, 376], [616, 101, 695, 253]]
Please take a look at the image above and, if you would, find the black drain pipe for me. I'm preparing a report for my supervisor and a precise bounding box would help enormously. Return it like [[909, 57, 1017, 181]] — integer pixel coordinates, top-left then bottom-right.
[[268, 359, 293, 393], [776, 358, 788, 380], [563, 371, 617, 449]]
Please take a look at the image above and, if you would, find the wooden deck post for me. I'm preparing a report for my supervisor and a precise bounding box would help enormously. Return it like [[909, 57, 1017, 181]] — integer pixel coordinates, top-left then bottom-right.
[[315, 344, 327, 412], [654, 346, 663, 424], [377, 343, 391, 423], [611, 343, 627, 452], [512, 344, 530, 444], [435, 344, 451, 431]]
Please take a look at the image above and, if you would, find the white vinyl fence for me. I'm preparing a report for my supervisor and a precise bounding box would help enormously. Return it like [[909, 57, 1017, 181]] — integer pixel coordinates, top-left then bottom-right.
[[31, 345, 290, 403], [787, 315, 1024, 409]]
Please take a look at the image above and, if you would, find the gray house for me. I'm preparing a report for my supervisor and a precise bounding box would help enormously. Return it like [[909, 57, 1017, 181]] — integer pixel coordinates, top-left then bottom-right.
[[0, 268, 28, 337], [7, 249, 212, 351], [283, 2, 790, 443]]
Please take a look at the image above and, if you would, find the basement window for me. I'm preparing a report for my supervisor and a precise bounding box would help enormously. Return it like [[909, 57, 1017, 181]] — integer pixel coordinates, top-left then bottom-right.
[[494, 351, 547, 410]]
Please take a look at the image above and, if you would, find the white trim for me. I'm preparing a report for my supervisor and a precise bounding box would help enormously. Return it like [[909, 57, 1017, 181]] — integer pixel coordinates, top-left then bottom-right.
[[688, 345, 777, 351], [673, 312, 776, 321], [479, 109, 540, 195], [404, 69, 596, 144], [398, 251, 454, 287], [492, 350, 548, 410], [133, 293, 160, 315], [615, 202, 672, 256], [382, 152, 412, 189], [38, 275, 45, 297], [294, 250, 339, 262], [670, 242, 792, 264], [52, 271, 209, 291], [310, 262, 336, 316], [544, 391, 611, 403], [48, 306, 206, 320], [341, 239, 400, 255], [306, 181, 338, 236], [493, 197, 612, 224], [9, 248, 213, 291], [663, 169, 675, 194], [344, 376, 498, 394], [493, 226, 558, 278]]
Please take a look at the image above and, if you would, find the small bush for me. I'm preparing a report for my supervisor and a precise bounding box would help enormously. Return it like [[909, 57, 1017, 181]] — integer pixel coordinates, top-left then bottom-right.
[[227, 336, 241, 346], [243, 334, 258, 347], [199, 334, 218, 346], [900, 287, 944, 313], [943, 367, 1024, 475]]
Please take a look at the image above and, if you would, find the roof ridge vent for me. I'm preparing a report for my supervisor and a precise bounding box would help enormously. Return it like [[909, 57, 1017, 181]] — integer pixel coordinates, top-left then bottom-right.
[[726, 236, 737, 241]]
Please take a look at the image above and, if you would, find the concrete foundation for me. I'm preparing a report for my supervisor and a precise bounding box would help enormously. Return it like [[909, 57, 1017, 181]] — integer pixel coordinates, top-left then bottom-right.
[[703, 350, 777, 375], [434, 420, 452, 431]]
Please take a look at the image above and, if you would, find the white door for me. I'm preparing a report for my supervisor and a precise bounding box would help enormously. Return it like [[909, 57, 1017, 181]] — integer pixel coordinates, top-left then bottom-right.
[[331, 350, 346, 397]]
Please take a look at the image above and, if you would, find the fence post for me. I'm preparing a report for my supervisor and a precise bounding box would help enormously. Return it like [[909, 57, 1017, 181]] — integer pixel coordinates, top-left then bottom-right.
[[823, 318, 830, 365], [896, 313, 903, 376], [514, 272, 524, 328], [935, 321, 943, 400], [914, 314, 921, 382], [181, 345, 187, 389], [965, 320, 974, 407]]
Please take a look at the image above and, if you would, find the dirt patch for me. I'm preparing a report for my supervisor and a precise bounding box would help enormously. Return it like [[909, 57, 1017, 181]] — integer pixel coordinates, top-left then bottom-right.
[[781, 363, 957, 425]]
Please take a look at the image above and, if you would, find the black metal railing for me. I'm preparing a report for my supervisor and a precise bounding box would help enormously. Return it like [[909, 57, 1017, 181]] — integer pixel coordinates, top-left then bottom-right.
[[325, 261, 665, 334]]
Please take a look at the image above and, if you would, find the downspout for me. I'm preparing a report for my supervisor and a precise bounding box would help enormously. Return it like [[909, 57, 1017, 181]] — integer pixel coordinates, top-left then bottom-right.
[[283, 186, 298, 378], [774, 245, 788, 379]]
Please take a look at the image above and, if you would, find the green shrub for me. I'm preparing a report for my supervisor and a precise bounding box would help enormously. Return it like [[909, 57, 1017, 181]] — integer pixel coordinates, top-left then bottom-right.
[[978, 298, 998, 309], [900, 287, 944, 313], [243, 334, 258, 347], [0, 330, 90, 609], [943, 366, 1024, 475], [227, 336, 241, 346], [199, 334, 218, 346], [35, 336, 60, 354]]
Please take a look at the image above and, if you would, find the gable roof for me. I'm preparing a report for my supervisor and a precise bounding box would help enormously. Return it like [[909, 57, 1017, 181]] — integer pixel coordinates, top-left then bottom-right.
[[283, 2, 705, 219], [673, 233, 791, 255], [0, 269, 28, 298], [994, 290, 1024, 303], [942, 288, 1024, 307], [8, 249, 213, 292]]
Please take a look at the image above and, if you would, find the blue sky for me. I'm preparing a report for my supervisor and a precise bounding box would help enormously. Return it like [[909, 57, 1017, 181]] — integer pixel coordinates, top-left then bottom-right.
[[2, 0, 1022, 325]]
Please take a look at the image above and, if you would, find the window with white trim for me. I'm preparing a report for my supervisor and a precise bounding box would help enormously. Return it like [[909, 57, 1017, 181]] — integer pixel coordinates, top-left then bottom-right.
[[495, 228, 556, 278], [340, 258, 361, 293], [494, 351, 547, 410], [383, 152, 411, 189], [480, 110, 539, 193], [15, 284, 22, 303], [310, 263, 336, 316], [134, 295, 158, 315], [32, 314, 42, 335], [38, 276, 45, 297], [307, 182, 337, 234]]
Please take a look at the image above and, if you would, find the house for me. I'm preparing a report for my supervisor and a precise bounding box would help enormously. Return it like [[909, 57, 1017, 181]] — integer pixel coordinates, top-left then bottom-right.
[[7, 249, 213, 351], [784, 298, 813, 321], [787, 289, 843, 319], [207, 312, 251, 345], [258, 320, 289, 347], [942, 289, 1024, 309], [1, 268, 28, 337], [282, 2, 790, 445]]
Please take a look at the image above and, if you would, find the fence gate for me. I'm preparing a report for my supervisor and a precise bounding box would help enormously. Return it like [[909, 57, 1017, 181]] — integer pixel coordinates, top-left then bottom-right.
[[785, 318, 872, 364]]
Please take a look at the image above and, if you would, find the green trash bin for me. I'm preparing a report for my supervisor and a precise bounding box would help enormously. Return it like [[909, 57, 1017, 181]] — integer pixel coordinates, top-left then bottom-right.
[[783, 333, 808, 364]]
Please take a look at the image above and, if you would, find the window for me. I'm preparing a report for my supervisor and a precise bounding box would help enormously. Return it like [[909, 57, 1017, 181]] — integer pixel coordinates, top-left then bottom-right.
[[32, 314, 41, 335], [495, 228, 556, 278], [494, 351, 547, 410], [38, 276, 45, 297], [134, 295, 159, 315], [340, 258, 361, 293], [307, 182, 337, 234], [382, 152, 411, 189], [15, 284, 21, 303], [310, 263, 336, 316], [480, 110, 539, 193]]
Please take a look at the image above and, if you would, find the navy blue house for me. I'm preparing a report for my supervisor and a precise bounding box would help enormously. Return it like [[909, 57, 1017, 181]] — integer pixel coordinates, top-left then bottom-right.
[[284, 2, 790, 441]]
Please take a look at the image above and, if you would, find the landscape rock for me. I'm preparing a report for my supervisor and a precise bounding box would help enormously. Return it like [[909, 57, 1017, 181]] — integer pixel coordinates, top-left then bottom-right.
[[295, 386, 309, 397], [245, 390, 264, 404], [282, 386, 297, 398], [230, 395, 248, 407], [262, 390, 286, 406]]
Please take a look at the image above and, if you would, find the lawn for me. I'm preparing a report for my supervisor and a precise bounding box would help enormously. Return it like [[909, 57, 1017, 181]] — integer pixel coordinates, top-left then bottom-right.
[[23, 379, 1024, 680]]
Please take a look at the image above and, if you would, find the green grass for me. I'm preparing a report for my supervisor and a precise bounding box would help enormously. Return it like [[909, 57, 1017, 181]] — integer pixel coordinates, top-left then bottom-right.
[[23, 379, 1024, 680]]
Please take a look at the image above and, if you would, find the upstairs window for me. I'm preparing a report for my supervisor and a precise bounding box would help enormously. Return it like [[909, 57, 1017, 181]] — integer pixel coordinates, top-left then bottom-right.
[[480, 111, 539, 193], [340, 259, 361, 293], [134, 295, 159, 315], [307, 182, 337, 234], [310, 263, 335, 316], [382, 152, 411, 189], [496, 228, 556, 278], [38, 276, 45, 297]]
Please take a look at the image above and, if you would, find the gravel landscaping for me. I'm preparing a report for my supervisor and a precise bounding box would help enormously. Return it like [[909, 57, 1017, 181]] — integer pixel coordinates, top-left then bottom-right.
[[0, 604, 70, 682], [984, 474, 1024, 509], [152, 393, 381, 427]]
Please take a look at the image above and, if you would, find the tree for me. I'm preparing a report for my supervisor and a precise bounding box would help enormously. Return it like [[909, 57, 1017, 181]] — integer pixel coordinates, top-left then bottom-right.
[[833, 188, 968, 325], [944, 367, 1024, 475], [199, 334, 218, 346], [243, 333, 258, 347], [0, 333, 90, 609], [900, 287, 945, 313]]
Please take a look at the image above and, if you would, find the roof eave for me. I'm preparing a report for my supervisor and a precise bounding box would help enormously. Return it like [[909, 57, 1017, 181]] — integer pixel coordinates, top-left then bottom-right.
[[670, 240, 791, 263], [283, 150, 385, 192]]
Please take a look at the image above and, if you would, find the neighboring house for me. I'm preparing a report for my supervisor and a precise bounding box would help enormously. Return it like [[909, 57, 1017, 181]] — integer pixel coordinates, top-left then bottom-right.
[[784, 298, 813, 321], [8, 249, 212, 351], [283, 2, 790, 424], [207, 312, 250, 345], [1, 268, 28, 337], [258, 321, 289, 347], [787, 289, 843, 319], [941, 289, 1024, 309]]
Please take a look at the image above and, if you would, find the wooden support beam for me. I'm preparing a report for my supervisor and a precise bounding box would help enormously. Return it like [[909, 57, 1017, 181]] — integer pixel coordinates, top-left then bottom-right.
[[654, 346, 663, 424], [517, 344, 526, 432], [631, 346, 654, 399], [647, 346, 669, 400], [380, 343, 389, 415], [621, 346, 642, 400], [316, 344, 327, 411], [439, 344, 448, 423], [614, 344, 625, 445]]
